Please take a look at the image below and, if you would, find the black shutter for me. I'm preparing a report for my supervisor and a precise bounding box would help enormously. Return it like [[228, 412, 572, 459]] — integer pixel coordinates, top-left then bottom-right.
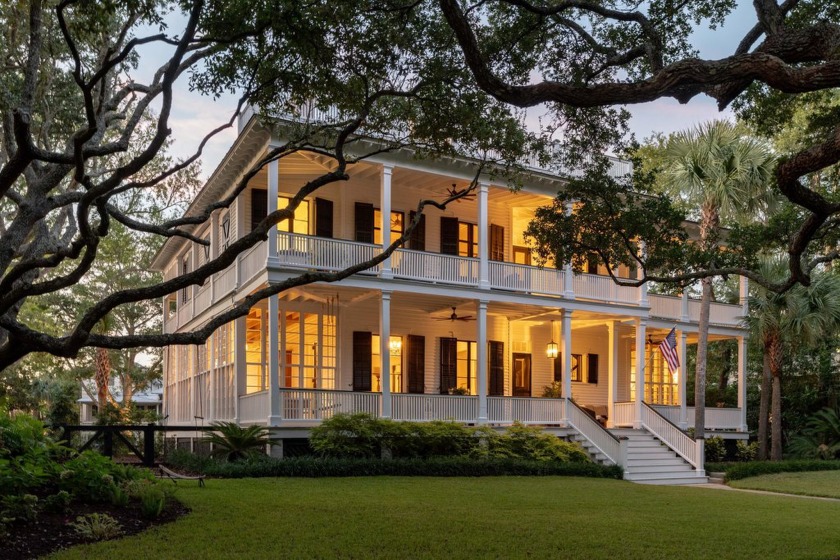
[[355, 202, 374, 243], [251, 188, 268, 232], [440, 217, 459, 255], [315, 198, 333, 238], [553, 355, 562, 383], [353, 331, 372, 391], [587, 353, 599, 384], [489, 341, 504, 396], [490, 224, 505, 261], [408, 211, 426, 251], [586, 254, 598, 274], [439, 337, 457, 394], [407, 335, 425, 394]]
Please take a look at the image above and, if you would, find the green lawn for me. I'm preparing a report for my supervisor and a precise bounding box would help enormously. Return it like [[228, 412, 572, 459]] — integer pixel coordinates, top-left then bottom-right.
[[730, 470, 840, 499], [50, 477, 840, 560]]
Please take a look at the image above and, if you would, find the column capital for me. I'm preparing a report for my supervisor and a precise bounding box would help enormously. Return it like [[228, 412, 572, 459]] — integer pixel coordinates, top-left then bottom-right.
[[382, 164, 393, 176]]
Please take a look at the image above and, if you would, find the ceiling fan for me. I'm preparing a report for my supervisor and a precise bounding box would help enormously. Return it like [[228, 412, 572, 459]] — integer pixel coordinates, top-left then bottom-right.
[[434, 307, 476, 322], [443, 183, 476, 203]]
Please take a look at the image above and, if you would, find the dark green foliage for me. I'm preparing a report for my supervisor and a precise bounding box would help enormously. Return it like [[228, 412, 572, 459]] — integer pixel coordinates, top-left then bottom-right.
[[788, 408, 840, 459], [42, 490, 72, 514], [137, 484, 167, 519], [166, 451, 622, 480], [204, 421, 275, 462], [723, 460, 840, 481], [704, 436, 726, 463], [59, 451, 152, 504], [1, 493, 38, 522], [310, 414, 588, 462]]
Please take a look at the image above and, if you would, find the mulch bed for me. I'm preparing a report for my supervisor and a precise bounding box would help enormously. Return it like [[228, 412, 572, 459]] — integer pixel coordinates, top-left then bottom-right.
[[3, 499, 190, 560]]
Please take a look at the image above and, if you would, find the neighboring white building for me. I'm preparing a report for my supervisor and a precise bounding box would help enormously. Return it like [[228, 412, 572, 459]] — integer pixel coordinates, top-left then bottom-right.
[[150, 109, 750, 484], [78, 378, 164, 424]]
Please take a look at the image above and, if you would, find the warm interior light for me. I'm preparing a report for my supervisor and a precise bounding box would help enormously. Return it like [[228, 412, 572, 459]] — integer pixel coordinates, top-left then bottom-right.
[[546, 341, 559, 359], [389, 338, 402, 355]]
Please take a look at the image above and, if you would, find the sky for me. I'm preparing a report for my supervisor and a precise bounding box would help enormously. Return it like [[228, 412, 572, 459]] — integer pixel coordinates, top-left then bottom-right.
[[150, 2, 759, 179]]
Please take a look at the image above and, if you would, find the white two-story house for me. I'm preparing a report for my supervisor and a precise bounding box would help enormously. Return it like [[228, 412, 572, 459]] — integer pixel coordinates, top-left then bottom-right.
[[151, 109, 750, 484]]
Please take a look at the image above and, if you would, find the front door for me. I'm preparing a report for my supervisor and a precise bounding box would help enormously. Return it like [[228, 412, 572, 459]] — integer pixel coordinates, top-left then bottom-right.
[[512, 353, 532, 397]]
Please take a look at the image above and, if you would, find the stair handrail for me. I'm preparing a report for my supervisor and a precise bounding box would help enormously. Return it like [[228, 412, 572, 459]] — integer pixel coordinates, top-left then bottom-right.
[[640, 402, 698, 468], [565, 399, 620, 465]]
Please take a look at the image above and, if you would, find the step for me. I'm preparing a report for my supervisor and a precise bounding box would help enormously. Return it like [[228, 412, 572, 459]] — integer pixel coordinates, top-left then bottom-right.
[[626, 464, 695, 474], [625, 471, 705, 482], [625, 458, 691, 467], [626, 450, 679, 460], [632, 476, 709, 485]]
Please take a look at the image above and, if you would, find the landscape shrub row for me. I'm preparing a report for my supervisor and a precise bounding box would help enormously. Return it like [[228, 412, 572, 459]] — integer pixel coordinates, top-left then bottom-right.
[[166, 451, 623, 479], [309, 413, 590, 462], [721, 459, 840, 481]]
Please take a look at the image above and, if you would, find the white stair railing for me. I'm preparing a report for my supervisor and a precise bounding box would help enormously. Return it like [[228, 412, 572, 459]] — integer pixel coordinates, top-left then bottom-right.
[[640, 403, 698, 468], [565, 399, 620, 465]]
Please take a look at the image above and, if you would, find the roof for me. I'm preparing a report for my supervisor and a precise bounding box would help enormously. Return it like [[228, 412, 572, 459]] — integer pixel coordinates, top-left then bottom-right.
[[78, 379, 163, 405]]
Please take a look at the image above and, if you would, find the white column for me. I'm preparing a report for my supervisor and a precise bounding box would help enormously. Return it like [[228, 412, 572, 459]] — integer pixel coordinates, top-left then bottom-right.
[[563, 202, 575, 299], [638, 240, 648, 307], [607, 321, 619, 428], [477, 300, 488, 423], [680, 289, 690, 322], [267, 158, 279, 259], [207, 331, 216, 422], [478, 182, 490, 289], [678, 330, 688, 429], [380, 290, 392, 417], [737, 336, 748, 432], [561, 310, 573, 417], [380, 165, 393, 279], [634, 318, 647, 429], [740, 275, 749, 317], [268, 295, 280, 425]]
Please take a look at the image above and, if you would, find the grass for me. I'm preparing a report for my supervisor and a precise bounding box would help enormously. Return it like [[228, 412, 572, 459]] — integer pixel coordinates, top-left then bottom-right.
[[730, 470, 840, 499], [49, 477, 840, 560]]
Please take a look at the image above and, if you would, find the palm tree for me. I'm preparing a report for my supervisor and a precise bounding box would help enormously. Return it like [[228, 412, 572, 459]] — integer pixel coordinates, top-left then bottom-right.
[[664, 120, 775, 443], [748, 257, 840, 460]]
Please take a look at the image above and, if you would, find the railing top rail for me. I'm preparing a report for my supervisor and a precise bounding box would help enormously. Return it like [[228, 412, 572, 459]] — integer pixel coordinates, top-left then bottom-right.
[[278, 387, 382, 394], [641, 402, 691, 436]]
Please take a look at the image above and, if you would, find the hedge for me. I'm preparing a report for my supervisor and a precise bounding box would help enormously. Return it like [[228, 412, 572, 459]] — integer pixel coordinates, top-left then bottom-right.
[[721, 460, 840, 481], [166, 450, 623, 479]]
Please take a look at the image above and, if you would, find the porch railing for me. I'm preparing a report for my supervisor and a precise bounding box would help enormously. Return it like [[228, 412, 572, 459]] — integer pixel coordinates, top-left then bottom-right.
[[487, 396, 565, 424], [238, 391, 269, 424], [280, 388, 381, 420], [239, 242, 267, 286], [613, 402, 636, 427], [393, 249, 479, 286], [276, 232, 381, 273], [391, 394, 478, 422], [565, 399, 620, 465], [651, 405, 743, 431], [640, 403, 698, 468], [488, 261, 565, 294]]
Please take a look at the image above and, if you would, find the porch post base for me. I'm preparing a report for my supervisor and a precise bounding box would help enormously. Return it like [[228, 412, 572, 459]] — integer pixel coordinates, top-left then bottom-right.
[[268, 415, 282, 427], [477, 415, 488, 424], [679, 422, 689, 430], [633, 421, 642, 430]]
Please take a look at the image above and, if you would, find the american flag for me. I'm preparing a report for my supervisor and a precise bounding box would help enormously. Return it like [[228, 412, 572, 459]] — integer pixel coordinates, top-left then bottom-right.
[[658, 327, 680, 374]]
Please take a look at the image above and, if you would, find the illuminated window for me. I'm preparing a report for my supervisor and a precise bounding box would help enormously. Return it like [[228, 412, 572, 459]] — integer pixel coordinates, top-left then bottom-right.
[[457, 340, 478, 394], [278, 196, 310, 234], [372, 335, 403, 393], [458, 222, 478, 258], [245, 308, 266, 393], [630, 348, 679, 405], [283, 309, 336, 390], [571, 354, 583, 382], [374, 210, 404, 245]]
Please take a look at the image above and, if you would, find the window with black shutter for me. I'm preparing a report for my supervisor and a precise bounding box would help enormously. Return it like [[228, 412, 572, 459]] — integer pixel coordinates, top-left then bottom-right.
[[407, 335, 425, 394], [439, 337, 457, 394], [251, 188, 267, 232], [489, 341, 504, 396], [355, 202, 375, 243], [587, 353, 599, 384], [315, 198, 333, 238], [440, 217, 459, 255], [490, 224, 505, 261], [408, 211, 426, 251], [553, 354, 562, 383], [353, 331, 372, 391]]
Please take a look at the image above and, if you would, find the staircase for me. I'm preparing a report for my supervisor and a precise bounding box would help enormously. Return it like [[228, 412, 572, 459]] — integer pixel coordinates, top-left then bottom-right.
[[611, 428, 708, 485], [566, 431, 613, 465]]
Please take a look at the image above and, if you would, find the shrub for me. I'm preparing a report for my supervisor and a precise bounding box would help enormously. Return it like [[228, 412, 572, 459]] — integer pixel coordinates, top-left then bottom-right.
[[788, 408, 840, 459], [489, 423, 589, 463], [138, 484, 167, 519], [541, 382, 563, 398], [166, 454, 623, 479], [1, 493, 38, 522], [704, 436, 726, 463], [59, 450, 152, 503], [43, 490, 72, 514], [724, 460, 840, 481], [736, 440, 759, 462], [204, 421, 274, 461], [71, 513, 123, 541], [310, 413, 391, 459]]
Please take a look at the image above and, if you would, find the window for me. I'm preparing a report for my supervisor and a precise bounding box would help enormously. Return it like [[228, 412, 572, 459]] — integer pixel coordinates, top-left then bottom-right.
[[630, 348, 678, 405], [180, 254, 191, 303], [571, 354, 583, 382], [245, 308, 265, 393], [220, 212, 230, 250], [374, 209, 404, 245], [283, 309, 336, 390], [372, 335, 403, 392], [456, 340, 478, 394], [458, 222, 478, 258], [513, 246, 532, 265], [278, 196, 310, 234]]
